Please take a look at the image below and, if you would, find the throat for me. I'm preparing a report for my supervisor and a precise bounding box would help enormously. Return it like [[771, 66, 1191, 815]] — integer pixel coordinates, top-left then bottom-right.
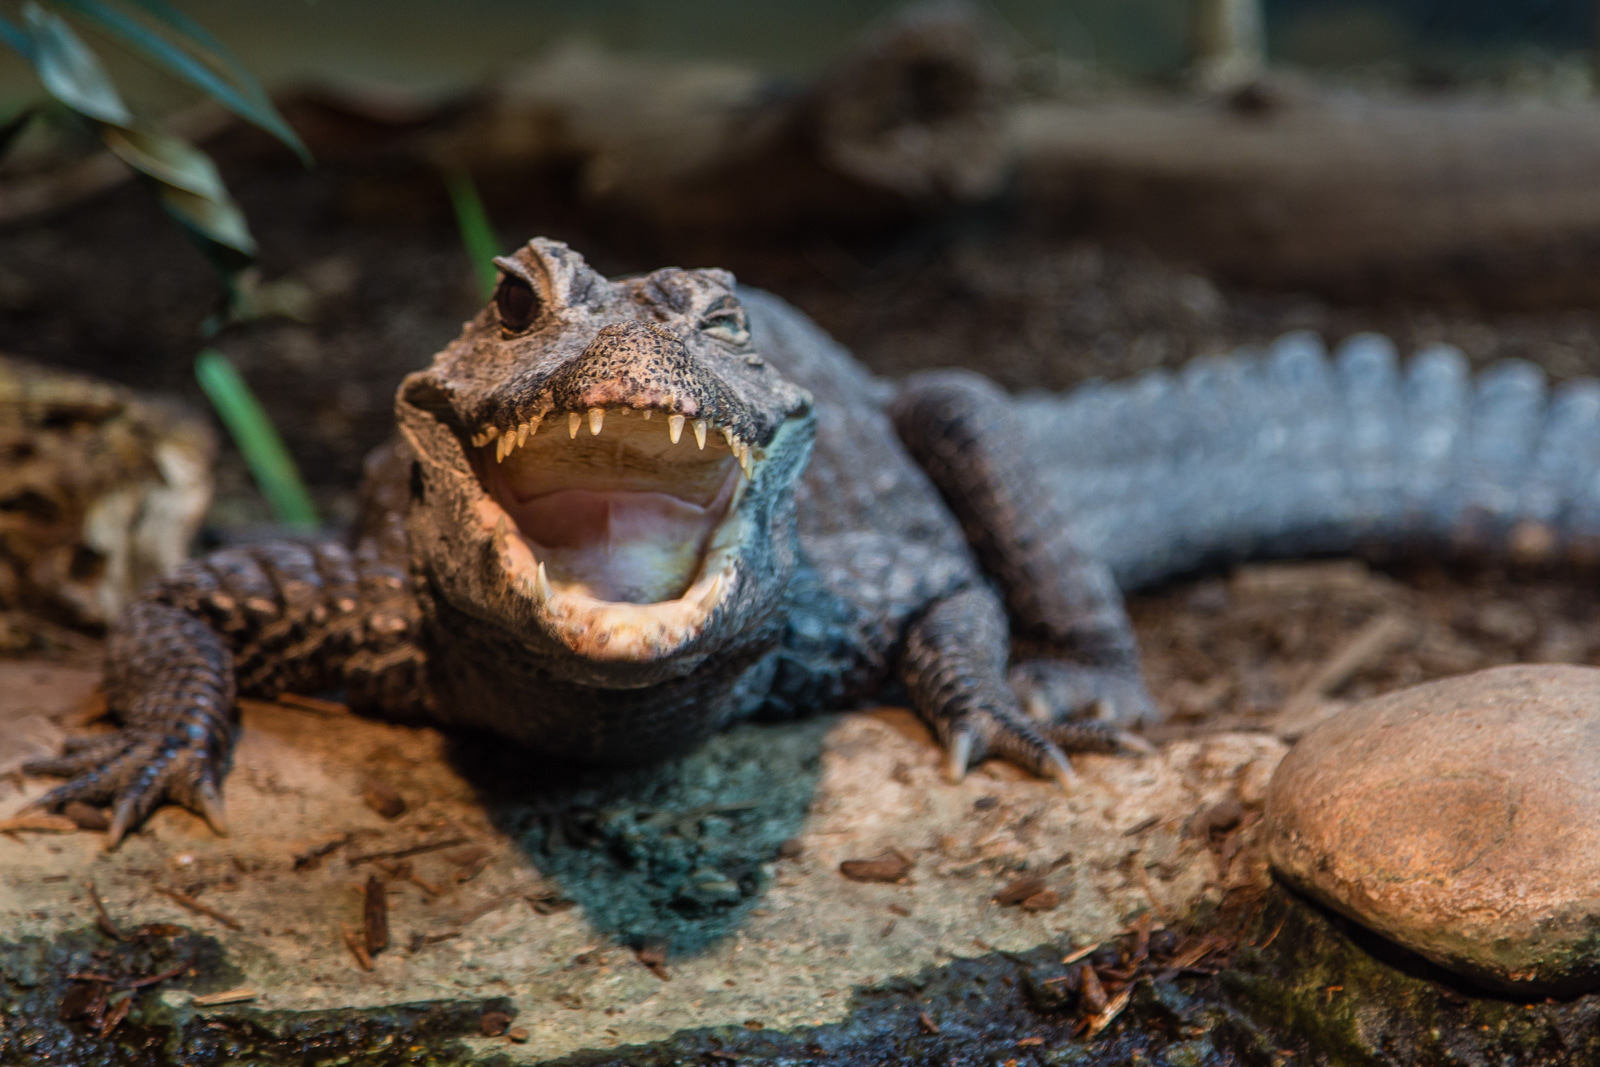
[[503, 488, 720, 602]]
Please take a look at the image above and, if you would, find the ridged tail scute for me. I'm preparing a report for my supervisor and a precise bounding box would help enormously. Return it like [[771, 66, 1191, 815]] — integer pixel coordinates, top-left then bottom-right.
[[1023, 333, 1599, 589]]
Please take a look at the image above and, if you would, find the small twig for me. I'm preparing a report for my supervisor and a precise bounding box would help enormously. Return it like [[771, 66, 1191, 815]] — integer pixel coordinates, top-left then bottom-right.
[[191, 987, 257, 1007], [375, 859, 444, 898], [347, 836, 468, 865], [125, 959, 193, 990], [1254, 914, 1289, 950], [71, 958, 192, 990], [87, 881, 125, 941], [0, 813, 79, 834], [293, 833, 353, 872], [1274, 612, 1415, 735], [362, 875, 389, 957], [152, 886, 242, 931], [1061, 943, 1099, 966], [276, 692, 352, 717], [1082, 987, 1132, 1038], [341, 924, 374, 971]]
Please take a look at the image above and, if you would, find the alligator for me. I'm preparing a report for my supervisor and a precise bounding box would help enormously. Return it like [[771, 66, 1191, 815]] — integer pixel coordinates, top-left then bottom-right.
[[26, 238, 1593, 845]]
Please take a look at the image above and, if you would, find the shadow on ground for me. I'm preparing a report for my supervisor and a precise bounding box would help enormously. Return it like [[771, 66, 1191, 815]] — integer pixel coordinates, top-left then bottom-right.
[[447, 716, 832, 958]]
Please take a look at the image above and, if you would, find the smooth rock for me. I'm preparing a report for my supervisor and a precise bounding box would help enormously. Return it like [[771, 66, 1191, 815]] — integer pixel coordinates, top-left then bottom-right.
[[1265, 664, 1600, 995]]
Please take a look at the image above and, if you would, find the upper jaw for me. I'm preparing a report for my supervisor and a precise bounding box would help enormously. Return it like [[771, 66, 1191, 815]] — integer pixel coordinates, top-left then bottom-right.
[[469, 401, 761, 479]]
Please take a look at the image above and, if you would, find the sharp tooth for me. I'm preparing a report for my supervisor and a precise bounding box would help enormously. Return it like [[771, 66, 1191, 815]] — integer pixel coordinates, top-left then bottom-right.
[[497, 433, 515, 462], [739, 446, 753, 478], [527, 414, 542, 438], [693, 419, 708, 450], [642, 409, 653, 420], [569, 412, 581, 439], [589, 408, 605, 435], [534, 560, 552, 601], [698, 572, 724, 611], [470, 431, 487, 447], [668, 414, 685, 444], [516, 421, 531, 447], [721, 427, 737, 450]]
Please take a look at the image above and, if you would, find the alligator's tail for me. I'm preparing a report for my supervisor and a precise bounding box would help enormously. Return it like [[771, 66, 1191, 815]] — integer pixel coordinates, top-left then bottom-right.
[[1016, 332, 1600, 591]]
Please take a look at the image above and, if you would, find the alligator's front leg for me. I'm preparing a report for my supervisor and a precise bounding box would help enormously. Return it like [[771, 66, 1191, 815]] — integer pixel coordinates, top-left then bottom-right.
[[901, 584, 1129, 784], [25, 542, 427, 846], [892, 370, 1158, 778]]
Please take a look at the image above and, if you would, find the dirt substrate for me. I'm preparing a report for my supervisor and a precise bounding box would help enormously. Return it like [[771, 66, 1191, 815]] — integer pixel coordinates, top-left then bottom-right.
[[5, 558, 1600, 1065]]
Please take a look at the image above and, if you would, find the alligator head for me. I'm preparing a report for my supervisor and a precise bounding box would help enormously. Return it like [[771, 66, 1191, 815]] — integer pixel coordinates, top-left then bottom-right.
[[396, 239, 815, 687]]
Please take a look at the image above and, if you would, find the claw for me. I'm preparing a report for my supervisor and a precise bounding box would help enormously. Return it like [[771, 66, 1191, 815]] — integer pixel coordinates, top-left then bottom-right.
[[106, 796, 140, 850], [1044, 746, 1078, 789], [194, 780, 229, 837], [1116, 730, 1156, 756], [944, 728, 976, 783]]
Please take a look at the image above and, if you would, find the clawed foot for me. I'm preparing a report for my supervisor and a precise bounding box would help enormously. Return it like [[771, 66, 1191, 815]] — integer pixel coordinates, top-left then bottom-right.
[[940, 663, 1159, 786], [23, 728, 229, 848]]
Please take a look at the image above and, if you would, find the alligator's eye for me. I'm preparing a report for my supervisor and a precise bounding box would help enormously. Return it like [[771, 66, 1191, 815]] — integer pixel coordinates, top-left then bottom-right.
[[495, 275, 541, 332], [701, 306, 749, 347]]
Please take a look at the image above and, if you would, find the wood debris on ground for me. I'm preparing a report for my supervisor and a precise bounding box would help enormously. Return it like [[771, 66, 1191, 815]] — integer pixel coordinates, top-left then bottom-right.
[[1038, 913, 1237, 1039], [635, 939, 671, 981], [838, 849, 915, 883], [0, 812, 78, 834], [60, 951, 194, 1038], [152, 885, 241, 931], [362, 874, 389, 956]]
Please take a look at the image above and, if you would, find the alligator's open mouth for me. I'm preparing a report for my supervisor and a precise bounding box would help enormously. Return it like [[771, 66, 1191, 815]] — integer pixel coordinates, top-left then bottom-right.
[[468, 405, 762, 658]]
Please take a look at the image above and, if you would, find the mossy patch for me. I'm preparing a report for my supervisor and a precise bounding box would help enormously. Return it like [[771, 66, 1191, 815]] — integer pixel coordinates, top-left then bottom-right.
[[0, 925, 510, 1066]]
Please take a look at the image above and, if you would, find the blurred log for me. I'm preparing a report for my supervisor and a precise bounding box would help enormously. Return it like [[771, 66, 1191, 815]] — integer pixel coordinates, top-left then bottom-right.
[[424, 1, 1015, 239], [1014, 90, 1600, 308], [1187, 0, 1265, 89]]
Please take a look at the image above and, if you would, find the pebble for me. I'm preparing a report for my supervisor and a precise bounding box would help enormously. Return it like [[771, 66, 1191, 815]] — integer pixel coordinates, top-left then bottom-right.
[[1265, 665, 1600, 994]]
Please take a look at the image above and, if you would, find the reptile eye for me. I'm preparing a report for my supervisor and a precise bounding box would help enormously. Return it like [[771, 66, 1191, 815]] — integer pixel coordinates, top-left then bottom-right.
[[701, 307, 749, 347], [495, 275, 541, 332]]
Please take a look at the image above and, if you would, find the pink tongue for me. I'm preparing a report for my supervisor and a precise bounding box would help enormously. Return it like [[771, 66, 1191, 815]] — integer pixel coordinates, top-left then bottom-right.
[[507, 489, 714, 602]]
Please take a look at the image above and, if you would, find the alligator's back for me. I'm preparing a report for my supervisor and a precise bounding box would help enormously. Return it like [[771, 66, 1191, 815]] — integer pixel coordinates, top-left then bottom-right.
[[1017, 333, 1600, 590]]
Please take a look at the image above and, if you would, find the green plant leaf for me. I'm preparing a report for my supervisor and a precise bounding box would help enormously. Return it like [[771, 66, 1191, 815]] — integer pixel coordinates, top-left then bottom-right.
[[21, 1, 131, 124], [100, 122, 224, 197], [0, 12, 34, 58], [195, 349, 320, 530], [159, 180, 256, 259], [96, 122, 256, 257], [116, 0, 238, 70], [446, 170, 500, 300], [47, 0, 310, 162]]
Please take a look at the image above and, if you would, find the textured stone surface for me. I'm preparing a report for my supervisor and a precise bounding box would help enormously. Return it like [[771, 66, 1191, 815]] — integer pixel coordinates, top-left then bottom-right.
[[1265, 664, 1600, 995], [0, 656, 1284, 1061]]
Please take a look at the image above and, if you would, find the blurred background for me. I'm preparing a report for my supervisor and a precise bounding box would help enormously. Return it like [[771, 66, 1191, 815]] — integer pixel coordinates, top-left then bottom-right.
[[4, 0, 1600, 531], [2, 1, 1591, 96]]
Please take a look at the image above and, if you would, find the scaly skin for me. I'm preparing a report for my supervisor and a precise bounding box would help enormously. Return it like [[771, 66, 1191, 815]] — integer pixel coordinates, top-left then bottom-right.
[[42, 243, 1600, 846]]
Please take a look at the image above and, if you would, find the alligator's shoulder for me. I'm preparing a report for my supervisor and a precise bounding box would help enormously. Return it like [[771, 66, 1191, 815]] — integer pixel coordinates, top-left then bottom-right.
[[736, 288, 966, 549]]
